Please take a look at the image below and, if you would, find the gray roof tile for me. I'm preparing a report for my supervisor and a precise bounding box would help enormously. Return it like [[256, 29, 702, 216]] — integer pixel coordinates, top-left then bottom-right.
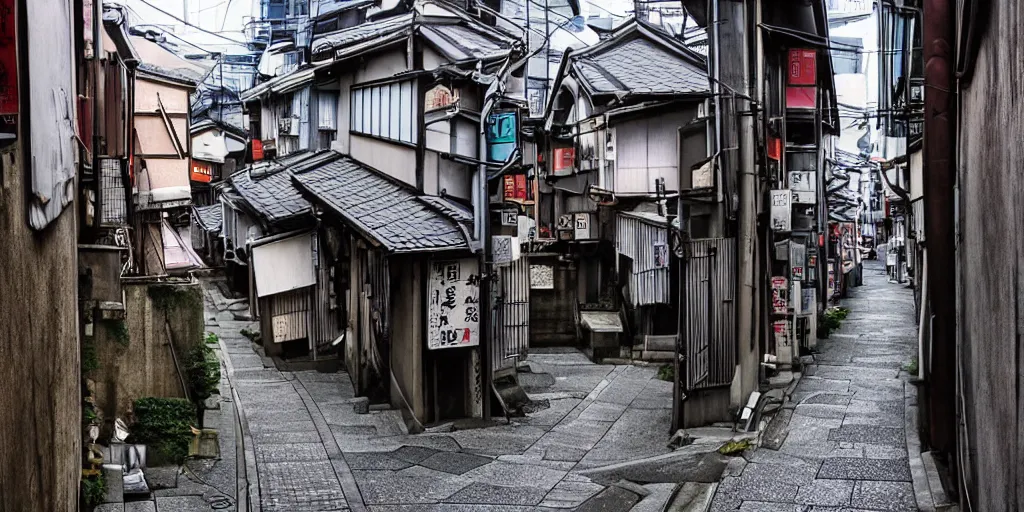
[[311, 14, 413, 57], [572, 34, 708, 96], [292, 155, 469, 253], [193, 204, 223, 232], [229, 150, 342, 224]]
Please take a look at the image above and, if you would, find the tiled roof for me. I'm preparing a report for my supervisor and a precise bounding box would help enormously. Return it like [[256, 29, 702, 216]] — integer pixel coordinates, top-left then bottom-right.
[[310, 14, 414, 58], [316, 0, 375, 17], [420, 23, 515, 61], [193, 204, 223, 233], [573, 36, 708, 96], [229, 150, 343, 224], [292, 155, 469, 253]]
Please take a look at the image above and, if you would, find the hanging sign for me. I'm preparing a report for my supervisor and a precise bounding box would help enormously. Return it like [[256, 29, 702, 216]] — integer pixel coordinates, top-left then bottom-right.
[[425, 84, 458, 111], [770, 190, 792, 232], [771, 276, 789, 314], [486, 110, 518, 163], [428, 258, 481, 350], [790, 242, 806, 281], [790, 171, 816, 204], [552, 147, 575, 176], [491, 235, 520, 266], [190, 160, 213, 183], [501, 209, 517, 226], [503, 174, 529, 203]]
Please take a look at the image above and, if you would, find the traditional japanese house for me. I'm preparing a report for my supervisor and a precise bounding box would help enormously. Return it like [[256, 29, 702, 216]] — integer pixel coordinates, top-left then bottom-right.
[[536, 19, 711, 361]]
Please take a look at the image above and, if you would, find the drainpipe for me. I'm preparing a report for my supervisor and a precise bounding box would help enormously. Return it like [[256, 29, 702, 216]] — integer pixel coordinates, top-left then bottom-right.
[[474, 57, 514, 420], [92, 0, 102, 222], [922, 0, 956, 456]]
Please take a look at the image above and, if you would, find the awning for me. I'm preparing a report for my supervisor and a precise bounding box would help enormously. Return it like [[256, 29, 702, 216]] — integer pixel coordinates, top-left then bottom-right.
[[162, 220, 204, 271], [251, 231, 316, 297]]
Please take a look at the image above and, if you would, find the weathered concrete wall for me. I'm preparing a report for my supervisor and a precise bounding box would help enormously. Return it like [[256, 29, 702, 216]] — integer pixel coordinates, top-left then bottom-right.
[[88, 282, 203, 422], [0, 147, 80, 510], [957, 3, 1024, 508]]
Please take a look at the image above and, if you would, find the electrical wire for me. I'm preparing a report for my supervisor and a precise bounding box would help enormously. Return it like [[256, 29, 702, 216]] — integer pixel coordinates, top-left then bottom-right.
[[134, 0, 249, 45]]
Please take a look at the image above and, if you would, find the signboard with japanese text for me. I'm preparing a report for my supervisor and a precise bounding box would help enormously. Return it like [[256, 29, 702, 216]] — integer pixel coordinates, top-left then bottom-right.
[[503, 174, 529, 203], [773, 320, 791, 348], [501, 209, 517, 226], [552, 147, 575, 176], [427, 258, 481, 350], [771, 276, 788, 314], [190, 160, 213, 183], [770, 190, 792, 232], [574, 213, 592, 240], [530, 264, 554, 289], [425, 84, 458, 111], [789, 171, 816, 204], [790, 242, 806, 281]]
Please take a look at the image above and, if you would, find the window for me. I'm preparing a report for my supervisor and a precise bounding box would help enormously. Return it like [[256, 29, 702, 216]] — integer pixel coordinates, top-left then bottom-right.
[[351, 80, 418, 144]]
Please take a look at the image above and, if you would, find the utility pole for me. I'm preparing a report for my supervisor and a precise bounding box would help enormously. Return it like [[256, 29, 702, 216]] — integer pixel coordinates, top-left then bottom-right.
[[716, 0, 760, 404]]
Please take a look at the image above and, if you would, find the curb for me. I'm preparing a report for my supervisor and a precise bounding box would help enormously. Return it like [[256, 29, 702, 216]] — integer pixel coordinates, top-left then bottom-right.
[[219, 336, 261, 512], [906, 380, 936, 512]]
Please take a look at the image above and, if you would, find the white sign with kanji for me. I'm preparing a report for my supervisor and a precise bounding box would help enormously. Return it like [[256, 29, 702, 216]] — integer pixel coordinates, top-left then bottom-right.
[[427, 258, 481, 350]]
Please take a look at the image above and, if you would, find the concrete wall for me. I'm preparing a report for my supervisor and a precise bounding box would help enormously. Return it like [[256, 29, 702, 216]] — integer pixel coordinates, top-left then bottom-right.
[[0, 147, 80, 511], [957, 3, 1024, 508], [88, 282, 203, 422], [351, 134, 417, 186]]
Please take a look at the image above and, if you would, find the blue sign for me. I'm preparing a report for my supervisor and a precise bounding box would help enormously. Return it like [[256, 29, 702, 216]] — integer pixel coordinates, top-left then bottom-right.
[[486, 111, 519, 163]]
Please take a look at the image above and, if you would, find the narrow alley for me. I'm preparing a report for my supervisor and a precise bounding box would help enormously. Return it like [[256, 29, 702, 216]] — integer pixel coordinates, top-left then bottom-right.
[[203, 277, 714, 512], [710, 259, 923, 511]]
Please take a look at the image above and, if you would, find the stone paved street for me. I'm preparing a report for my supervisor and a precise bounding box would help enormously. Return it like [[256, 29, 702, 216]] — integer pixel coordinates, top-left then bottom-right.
[[710, 260, 922, 511], [200, 278, 698, 511]]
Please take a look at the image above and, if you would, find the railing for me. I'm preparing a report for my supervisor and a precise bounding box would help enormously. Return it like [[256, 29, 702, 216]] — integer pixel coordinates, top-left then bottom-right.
[[98, 157, 129, 227]]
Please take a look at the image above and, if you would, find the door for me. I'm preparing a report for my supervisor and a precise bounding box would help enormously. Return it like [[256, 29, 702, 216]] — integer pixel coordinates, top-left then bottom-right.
[[492, 257, 530, 376]]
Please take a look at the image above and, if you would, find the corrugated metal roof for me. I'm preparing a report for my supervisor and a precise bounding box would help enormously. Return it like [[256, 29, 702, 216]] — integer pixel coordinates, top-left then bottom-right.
[[292, 155, 469, 253]]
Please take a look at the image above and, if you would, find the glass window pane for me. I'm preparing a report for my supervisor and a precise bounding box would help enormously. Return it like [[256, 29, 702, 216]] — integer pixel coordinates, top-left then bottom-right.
[[362, 88, 371, 135], [351, 89, 361, 133], [400, 81, 413, 143], [379, 85, 391, 139], [371, 86, 381, 136], [389, 83, 401, 140]]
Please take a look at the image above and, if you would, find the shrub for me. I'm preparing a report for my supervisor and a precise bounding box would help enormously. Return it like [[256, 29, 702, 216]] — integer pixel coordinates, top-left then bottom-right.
[[80, 470, 106, 508], [657, 364, 675, 382], [82, 340, 99, 374], [128, 397, 197, 465], [186, 341, 221, 403]]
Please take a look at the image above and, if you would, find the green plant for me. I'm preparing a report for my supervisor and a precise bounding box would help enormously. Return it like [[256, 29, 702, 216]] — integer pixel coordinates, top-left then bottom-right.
[[128, 397, 197, 465], [83, 405, 99, 426], [905, 357, 919, 376], [186, 342, 221, 403], [718, 438, 753, 455], [148, 285, 203, 313], [205, 332, 219, 345], [105, 319, 130, 348], [817, 307, 850, 339], [82, 340, 99, 374], [657, 364, 675, 382], [80, 470, 106, 508], [240, 328, 262, 345]]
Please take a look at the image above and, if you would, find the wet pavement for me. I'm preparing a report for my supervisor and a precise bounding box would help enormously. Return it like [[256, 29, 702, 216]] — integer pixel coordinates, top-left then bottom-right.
[[710, 259, 921, 511]]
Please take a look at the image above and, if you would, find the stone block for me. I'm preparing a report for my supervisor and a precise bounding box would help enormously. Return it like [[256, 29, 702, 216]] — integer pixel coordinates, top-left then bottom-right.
[[352, 397, 370, 414]]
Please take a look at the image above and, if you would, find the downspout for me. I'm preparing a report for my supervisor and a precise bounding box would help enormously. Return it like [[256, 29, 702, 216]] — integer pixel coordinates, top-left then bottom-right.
[[92, 0, 102, 226], [922, 0, 956, 456], [475, 56, 515, 420]]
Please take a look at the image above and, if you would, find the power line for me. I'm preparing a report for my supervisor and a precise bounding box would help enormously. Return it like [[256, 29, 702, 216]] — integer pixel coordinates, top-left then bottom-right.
[[134, 0, 249, 45]]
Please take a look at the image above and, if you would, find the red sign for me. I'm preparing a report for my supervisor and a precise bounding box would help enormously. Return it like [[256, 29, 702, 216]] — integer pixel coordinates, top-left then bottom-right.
[[767, 135, 781, 161], [252, 139, 264, 161], [788, 48, 817, 86], [786, 86, 817, 109], [190, 160, 213, 183], [503, 174, 528, 202], [0, 0, 18, 116], [552, 147, 574, 174]]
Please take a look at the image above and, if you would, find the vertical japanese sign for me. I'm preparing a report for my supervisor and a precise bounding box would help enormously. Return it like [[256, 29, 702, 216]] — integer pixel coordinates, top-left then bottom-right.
[[790, 242, 806, 281], [771, 276, 789, 314], [0, 0, 18, 116], [773, 320, 790, 348], [770, 190, 792, 232], [428, 258, 481, 350]]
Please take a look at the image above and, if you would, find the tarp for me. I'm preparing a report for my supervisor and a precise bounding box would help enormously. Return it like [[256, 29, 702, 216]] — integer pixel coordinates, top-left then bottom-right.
[[251, 232, 316, 297]]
